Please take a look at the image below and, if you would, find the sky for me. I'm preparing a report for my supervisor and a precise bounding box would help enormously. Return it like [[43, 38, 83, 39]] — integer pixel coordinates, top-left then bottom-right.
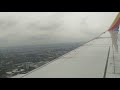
[[0, 12, 118, 47]]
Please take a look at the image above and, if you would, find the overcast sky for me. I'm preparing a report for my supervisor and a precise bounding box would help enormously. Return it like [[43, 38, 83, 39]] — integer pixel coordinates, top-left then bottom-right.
[[0, 12, 118, 47]]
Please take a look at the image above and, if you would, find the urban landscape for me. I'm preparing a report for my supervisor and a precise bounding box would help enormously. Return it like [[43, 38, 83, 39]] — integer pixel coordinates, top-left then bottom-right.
[[0, 43, 82, 78]]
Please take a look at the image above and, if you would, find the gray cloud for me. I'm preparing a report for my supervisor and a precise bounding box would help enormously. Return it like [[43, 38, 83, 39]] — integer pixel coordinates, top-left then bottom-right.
[[0, 12, 118, 47], [0, 19, 18, 30]]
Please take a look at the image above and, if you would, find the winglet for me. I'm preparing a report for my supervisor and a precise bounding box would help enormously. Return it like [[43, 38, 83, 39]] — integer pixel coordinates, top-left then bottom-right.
[[108, 12, 120, 31], [108, 12, 120, 52]]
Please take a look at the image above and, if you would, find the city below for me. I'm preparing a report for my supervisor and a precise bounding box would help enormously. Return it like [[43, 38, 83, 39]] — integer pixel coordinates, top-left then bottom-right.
[[0, 42, 83, 78]]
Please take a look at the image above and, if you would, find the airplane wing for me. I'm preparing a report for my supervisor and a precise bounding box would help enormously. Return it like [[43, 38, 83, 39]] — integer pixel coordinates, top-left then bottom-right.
[[12, 13, 120, 78]]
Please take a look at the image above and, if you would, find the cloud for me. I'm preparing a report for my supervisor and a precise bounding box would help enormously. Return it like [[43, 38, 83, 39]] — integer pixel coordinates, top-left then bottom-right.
[[0, 19, 18, 30], [0, 12, 118, 47]]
